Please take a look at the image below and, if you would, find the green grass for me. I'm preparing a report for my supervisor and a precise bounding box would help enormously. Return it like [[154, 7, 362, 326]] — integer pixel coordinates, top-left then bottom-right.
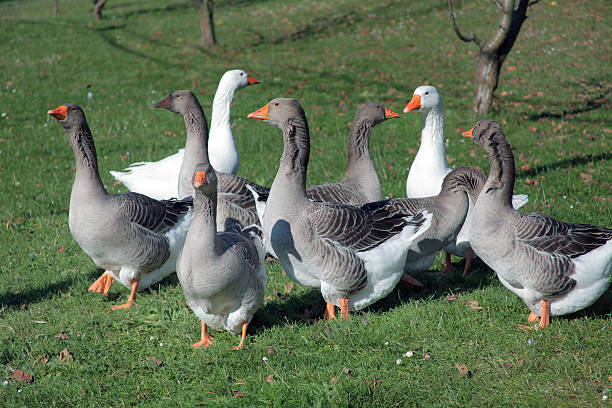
[[1, 0, 611, 406]]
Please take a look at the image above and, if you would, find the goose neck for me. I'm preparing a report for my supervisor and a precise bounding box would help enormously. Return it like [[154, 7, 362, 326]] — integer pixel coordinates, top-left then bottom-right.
[[191, 189, 221, 253], [69, 124, 106, 196], [276, 118, 309, 198], [179, 109, 210, 198], [210, 85, 235, 137], [421, 105, 445, 144], [482, 134, 516, 208]]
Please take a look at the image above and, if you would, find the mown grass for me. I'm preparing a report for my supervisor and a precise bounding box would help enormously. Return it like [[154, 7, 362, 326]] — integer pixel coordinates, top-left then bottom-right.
[[1, 0, 610, 406]]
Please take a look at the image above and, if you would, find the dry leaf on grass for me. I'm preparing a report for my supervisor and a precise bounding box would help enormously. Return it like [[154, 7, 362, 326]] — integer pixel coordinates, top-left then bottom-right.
[[456, 364, 469, 376], [468, 301, 483, 310], [265, 375, 275, 384], [58, 348, 73, 363], [231, 391, 243, 398], [446, 294, 460, 301], [55, 333, 69, 340], [11, 370, 33, 383], [265, 347, 276, 355], [284, 282, 294, 293], [148, 356, 163, 367]]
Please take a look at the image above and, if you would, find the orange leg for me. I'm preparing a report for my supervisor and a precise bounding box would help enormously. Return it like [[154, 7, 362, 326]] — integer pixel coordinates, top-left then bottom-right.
[[461, 248, 474, 277], [193, 321, 214, 348], [324, 301, 336, 320], [441, 252, 454, 275], [233, 322, 249, 350], [111, 278, 139, 310], [88, 272, 114, 295], [528, 312, 540, 323], [399, 273, 425, 289], [339, 298, 349, 320], [538, 300, 551, 328]]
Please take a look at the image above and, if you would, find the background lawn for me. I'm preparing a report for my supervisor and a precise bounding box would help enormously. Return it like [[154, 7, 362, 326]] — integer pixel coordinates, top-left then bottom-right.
[[0, 0, 610, 406]]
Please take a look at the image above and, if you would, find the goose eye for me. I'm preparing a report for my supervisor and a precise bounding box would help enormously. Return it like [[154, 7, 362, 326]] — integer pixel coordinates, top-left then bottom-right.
[[70, 106, 76, 111], [377, 105, 381, 109], [175, 94, 180, 98], [240, 72, 244, 76], [274, 102, 279, 106], [425, 92, 430, 95]]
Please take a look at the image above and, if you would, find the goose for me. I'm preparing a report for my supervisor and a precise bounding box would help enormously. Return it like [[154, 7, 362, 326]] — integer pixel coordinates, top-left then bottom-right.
[[248, 98, 432, 319], [404, 85, 528, 275], [363, 167, 485, 279], [463, 120, 612, 328], [110, 69, 259, 199], [177, 163, 266, 349], [244, 101, 398, 261], [48, 104, 192, 310], [152, 90, 267, 230]]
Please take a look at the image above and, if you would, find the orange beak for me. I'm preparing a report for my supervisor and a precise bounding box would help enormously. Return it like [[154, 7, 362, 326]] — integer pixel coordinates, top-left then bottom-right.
[[462, 127, 474, 139], [247, 75, 260, 85], [48, 105, 67, 120], [154, 94, 172, 109], [403, 94, 421, 113], [193, 171, 207, 188], [384, 108, 399, 119], [247, 104, 269, 120]]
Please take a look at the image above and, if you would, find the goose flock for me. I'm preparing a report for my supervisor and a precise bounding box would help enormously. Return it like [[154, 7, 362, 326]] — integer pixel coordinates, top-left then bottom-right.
[[47, 69, 611, 348]]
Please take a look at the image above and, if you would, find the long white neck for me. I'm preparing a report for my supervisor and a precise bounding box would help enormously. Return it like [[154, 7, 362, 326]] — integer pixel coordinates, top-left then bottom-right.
[[406, 104, 450, 198], [209, 83, 239, 174]]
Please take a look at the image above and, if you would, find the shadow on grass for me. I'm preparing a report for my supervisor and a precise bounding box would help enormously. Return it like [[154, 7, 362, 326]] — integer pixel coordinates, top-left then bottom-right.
[[0, 277, 75, 309], [528, 88, 610, 121], [250, 257, 493, 333], [515, 152, 611, 179]]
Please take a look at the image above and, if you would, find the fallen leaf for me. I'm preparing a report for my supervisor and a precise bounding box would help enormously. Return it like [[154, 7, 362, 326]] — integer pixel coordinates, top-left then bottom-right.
[[273, 290, 287, 300], [468, 301, 483, 310], [456, 364, 469, 376], [580, 173, 592, 183], [519, 164, 531, 171], [113, 181, 122, 187], [330, 377, 337, 384], [284, 282, 294, 293], [525, 178, 539, 186], [265, 374, 275, 383], [503, 362, 513, 368], [148, 356, 163, 367], [608, 375, 612, 384], [56, 247, 65, 254], [231, 391, 243, 398], [528, 126, 537, 132], [58, 348, 73, 363], [266, 347, 276, 355], [506, 66, 517, 71], [55, 333, 69, 340], [11, 370, 34, 383], [343, 368, 352, 376], [32, 356, 48, 367], [446, 294, 460, 301]]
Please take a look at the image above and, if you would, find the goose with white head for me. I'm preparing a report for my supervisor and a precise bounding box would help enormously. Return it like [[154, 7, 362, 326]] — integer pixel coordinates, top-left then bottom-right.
[[248, 98, 432, 319], [464, 120, 612, 328], [110, 69, 259, 198]]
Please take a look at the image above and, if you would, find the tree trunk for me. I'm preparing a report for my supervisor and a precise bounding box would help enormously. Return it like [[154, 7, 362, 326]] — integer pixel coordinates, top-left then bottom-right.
[[193, 0, 217, 47], [94, 0, 108, 20], [474, 52, 501, 116], [448, 0, 537, 115], [54, 0, 59, 14]]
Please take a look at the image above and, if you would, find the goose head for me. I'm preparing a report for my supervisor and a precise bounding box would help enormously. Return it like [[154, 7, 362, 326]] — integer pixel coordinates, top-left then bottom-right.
[[357, 102, 399, 125], [219, 69, 260, 92], [48, 104, 86, 129], [403, 85, 442, 113], [247, 98, 305, 129], [192, 162, 218, 195], [462, 120, 504, 148], [154, 90, 201, 115]]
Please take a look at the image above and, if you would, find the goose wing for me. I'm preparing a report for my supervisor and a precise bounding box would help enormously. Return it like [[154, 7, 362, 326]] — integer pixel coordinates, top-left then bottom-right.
[[115, 192, 192, 233]]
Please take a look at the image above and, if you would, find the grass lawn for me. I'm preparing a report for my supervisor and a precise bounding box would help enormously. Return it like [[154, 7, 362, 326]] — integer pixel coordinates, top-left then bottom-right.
[[1, 0, 610, 406]]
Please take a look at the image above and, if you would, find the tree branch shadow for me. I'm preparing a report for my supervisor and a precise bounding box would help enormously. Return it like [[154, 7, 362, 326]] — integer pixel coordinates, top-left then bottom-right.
[[0, 277, 75, 309], [515, 152, 610, 178]]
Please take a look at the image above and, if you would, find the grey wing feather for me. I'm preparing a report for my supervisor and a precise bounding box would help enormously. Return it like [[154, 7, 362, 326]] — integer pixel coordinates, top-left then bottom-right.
[[115, 193, 192, 233], [306, 183, 354, 204], [362, 197, 427, 217], [305, 201, 416, 252], [516, 213, 612, 259]]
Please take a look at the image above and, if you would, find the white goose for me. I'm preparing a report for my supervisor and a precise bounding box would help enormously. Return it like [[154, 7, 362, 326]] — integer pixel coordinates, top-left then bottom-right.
[[464, 120, 611, 328], [404, 85, 528, 275], [48, 104, 192, 310], [248, 98, 432, 319], [110, 69, 259, 199]]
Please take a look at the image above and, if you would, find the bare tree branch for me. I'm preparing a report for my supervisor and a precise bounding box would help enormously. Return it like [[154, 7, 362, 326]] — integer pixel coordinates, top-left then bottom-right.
[[447, 0, 481, 45], [528, 0, 541, 6], [494, 0, 503, 10]]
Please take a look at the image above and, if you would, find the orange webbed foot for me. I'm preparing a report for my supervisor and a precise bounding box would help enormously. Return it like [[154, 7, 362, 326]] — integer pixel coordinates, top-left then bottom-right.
[[461, 248, 474, 277], [528, 312, 540, 323], [441, 252, 454, 275], [111, 278, 139, 311], [324, 301, 336, 320], [193, 321, 214, 348], [399, 273, 425, 289], [339, 298, 349, 320], [232, 322, 248, 350], [538, 301, 550, 329], [88, 272, 114, 295]]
